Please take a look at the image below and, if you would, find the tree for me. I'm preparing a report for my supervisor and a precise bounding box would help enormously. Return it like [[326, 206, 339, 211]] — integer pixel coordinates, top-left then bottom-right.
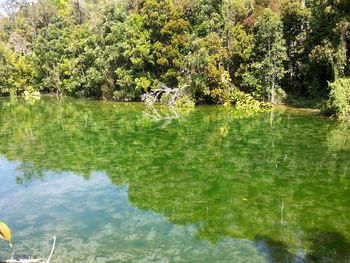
[[322, 78, 350, 120], [0, 42, 16, 96], [281, 0, 310, 96], [253, 8, 287, 104], [104, 11, 154, 100], [186, 32, 231, 104], [0, 0, 349, 108]]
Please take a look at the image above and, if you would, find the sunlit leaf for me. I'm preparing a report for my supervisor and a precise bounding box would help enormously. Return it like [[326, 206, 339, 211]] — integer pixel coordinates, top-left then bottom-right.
[[0, 221, 12, 247]]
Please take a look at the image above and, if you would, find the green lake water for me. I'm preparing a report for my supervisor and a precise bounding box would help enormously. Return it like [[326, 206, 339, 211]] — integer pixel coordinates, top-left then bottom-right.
[[0, 97, 349, 262]]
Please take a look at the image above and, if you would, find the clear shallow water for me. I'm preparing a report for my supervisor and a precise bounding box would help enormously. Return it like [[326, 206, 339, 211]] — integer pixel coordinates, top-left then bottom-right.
[[0, 97, 349, 262]]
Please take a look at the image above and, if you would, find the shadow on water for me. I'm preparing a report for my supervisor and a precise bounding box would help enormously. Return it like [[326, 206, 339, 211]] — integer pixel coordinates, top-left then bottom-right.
[[255, 230, 350, 263], [255, 235, 299, 263], [304, 229, 350, 263]]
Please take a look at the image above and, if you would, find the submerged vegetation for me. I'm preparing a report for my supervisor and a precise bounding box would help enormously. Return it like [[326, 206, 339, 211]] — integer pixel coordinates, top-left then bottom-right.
[[0, 0, 350, 117]]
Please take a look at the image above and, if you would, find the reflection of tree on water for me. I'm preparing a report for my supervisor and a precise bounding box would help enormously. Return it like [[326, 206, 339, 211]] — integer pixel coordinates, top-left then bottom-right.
[[255, 235, 299, 263], [15, 161, 46, 185], [304, 230, 350, 262], [142, 104, 193, 123], [327, 122, 350, 152], [0, 98, 349, 261], [256, 230, 350, 263]]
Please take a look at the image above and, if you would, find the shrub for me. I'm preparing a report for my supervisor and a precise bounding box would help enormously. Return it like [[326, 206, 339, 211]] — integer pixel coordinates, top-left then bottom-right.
[[230, 89, 272, 112], [322, 78, 350, 120], [174, 94, 195, 109]]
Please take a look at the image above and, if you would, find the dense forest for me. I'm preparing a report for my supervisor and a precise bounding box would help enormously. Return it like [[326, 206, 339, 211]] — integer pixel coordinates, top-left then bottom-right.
[[0, 0, 349, 116]]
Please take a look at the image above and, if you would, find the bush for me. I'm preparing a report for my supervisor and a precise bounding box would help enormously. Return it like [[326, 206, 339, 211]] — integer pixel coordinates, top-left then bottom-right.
[[174, 95, 195, 109], [322, 78, 350, 120], [230, 89, 272, 112]]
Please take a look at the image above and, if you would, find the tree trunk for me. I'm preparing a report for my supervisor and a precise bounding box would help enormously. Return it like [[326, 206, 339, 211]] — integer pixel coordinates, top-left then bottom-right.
[[271, 73, 276, 104]]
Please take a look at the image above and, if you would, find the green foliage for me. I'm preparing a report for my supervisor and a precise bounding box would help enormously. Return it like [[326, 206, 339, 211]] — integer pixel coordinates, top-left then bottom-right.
[[309, 41, 347, 81], [0, 42, 37, 96], [251, 8, 287, 104], [230, 88, 272, 111], [281, 1, 311, 95], [174, 94, 195, 109], [108, 12, 154, 100], [32, 23, 107, 98], [0, 43, 17, 96], [186, 32, 231, 104], [322, 78, 350, 120], [0, 0, 350, 108]]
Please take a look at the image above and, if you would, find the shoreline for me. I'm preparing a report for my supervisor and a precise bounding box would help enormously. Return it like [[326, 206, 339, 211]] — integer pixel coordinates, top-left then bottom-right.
[[0, 94, 323, 112]]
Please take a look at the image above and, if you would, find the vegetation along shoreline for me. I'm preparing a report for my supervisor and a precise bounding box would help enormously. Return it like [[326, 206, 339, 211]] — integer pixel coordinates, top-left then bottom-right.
[[0, 0, 349, 120]]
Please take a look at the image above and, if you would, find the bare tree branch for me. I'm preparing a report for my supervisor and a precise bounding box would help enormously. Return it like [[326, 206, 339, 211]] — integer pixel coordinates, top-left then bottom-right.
[[141, 83, 189, 107]]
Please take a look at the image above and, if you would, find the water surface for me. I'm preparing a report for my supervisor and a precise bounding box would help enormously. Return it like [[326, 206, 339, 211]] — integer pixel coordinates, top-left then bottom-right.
[[0, 97, 349, 262]]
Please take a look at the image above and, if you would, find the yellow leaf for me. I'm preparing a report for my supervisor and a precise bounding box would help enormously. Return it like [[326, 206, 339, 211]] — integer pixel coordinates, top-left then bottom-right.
[[0, 221, 12, 246]]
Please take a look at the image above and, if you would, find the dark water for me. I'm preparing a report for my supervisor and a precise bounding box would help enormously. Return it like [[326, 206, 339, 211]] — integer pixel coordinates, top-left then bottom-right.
[[0, 97, 349, 262]]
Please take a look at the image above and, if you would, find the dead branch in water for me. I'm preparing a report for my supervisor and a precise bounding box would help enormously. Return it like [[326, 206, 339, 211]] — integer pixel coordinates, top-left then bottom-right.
[[141, 83, 189, 106]]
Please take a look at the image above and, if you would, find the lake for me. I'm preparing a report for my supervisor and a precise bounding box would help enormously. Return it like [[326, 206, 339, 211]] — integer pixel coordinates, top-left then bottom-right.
[[0, 97, 349, 262]]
